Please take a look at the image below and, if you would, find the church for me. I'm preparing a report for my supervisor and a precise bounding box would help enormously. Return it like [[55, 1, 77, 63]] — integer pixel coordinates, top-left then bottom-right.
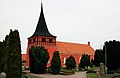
[[23, 3, 94, 66]]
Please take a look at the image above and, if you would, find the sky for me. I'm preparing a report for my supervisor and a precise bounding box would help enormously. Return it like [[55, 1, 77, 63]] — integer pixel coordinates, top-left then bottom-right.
[[0, 0, 120, 53]]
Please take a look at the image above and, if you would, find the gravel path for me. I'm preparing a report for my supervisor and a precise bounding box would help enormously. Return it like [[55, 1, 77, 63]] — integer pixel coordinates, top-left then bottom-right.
[[30, 71, 87, 78]]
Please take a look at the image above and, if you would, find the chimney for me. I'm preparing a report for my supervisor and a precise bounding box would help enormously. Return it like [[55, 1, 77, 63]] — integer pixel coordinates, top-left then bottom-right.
[[88, 41, 90, 46]]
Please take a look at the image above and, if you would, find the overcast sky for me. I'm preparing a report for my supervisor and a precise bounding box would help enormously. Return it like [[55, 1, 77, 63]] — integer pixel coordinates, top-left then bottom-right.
[[0, 0, 120, 53]]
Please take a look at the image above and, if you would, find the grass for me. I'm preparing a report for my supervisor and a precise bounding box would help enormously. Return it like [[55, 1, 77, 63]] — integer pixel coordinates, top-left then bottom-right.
[[87, 73, 99, 78], [106, 73, 120, 78], [87, 70, 120, 78], [87, 66, 120, 78], [60, 68, 75, 75], [86, 73, 119, 78]]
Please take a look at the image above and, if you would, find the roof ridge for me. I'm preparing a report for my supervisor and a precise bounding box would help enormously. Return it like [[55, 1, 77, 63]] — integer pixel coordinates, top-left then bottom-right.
[[57, 41, 88, 45]]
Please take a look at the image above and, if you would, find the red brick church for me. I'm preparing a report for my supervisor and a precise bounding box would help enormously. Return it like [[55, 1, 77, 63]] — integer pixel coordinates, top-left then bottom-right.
[[23, 3, 94, 66]]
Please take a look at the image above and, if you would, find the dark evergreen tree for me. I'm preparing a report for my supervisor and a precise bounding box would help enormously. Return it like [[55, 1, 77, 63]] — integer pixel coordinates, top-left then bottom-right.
[[0, 35, 8, 73], [65, 55, 76, 69], [94, 49, 104, 67], [0, 41, 3, 72], [51, 51, 61, 75], [29, 46, 49, 74], [5, 29, 22, 78], [29, 46, 35, 73], [79, 54, 90, 69], [103, 40, 120, 70]]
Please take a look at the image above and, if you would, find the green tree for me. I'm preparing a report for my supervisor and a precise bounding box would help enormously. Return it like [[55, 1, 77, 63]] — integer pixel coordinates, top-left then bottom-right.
[[65, 55, 76, 69], [94, 49, 104, 67], [0, 41, 3, 72], [5, 29, 22, 78], [51, 51, 61, 74], [29, 46, 36, 73], [0, 35, 8, 73], [79, 54, 90, 69], [29, 46, 49, 74], [104, 40, 120, 70]]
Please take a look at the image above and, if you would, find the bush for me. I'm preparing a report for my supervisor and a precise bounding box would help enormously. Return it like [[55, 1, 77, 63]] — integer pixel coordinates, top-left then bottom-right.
[[65, 55, 76, 69], [79, 54, 90, 69], [60, 69, 75, 75], [86, 70, 96, 73], [51, 51, 61, 74], [29, 46, 49, 74], [107, 70, 114, 74]]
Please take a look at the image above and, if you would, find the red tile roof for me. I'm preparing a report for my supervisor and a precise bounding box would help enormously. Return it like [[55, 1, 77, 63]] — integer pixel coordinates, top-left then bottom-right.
[[56, 41, 94, 55]]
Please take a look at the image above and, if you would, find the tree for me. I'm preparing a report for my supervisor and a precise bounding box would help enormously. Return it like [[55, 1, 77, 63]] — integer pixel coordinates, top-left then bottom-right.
[[0, 41, 3, 72], [94, 49, 104, 67], [103, 40, 120, 70], [65, 55, 76, 69], [79, 54, 90, 69], [29, 46, 49, 74], [5, 29, 22, 78], [51, 51, 61, 74], [0, 35, 8, 73]]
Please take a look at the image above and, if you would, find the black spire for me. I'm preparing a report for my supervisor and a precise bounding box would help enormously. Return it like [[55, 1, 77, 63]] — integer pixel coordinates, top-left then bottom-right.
[[30, 3, 56, 38]]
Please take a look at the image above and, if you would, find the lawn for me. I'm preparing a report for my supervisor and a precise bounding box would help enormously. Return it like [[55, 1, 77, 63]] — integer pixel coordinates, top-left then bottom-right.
[[87, 73, 99, 78], [86, 66, 120, 78]]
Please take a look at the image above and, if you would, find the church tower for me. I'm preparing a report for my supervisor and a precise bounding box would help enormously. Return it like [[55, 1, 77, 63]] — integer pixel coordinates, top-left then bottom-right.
[[26, 3, 56, 66], [28, 3, 56, 47]]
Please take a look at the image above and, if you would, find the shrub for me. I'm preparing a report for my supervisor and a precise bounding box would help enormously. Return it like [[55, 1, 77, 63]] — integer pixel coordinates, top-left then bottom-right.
[[65, 55, 76, 69], [79, 54, 90, 69], [51, 51, 61, 74], [29, 46, 49, 74]]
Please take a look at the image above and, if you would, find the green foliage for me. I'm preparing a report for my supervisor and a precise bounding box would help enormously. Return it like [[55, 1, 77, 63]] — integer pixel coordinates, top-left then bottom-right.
[[94, 49, 104, 67], [65, 55, 76, 69], [87, 73, 99, 78], [29, 46, 49, 74], [6, 30, 22, 78], [22, 60, 26, 63], [104, 40, 120, 70], [0, 29, 22, 78], [60, 68, 75, 75], [0, 35, 8, 72], [51, 51, 61, 74], [79, 54, 90, 69]]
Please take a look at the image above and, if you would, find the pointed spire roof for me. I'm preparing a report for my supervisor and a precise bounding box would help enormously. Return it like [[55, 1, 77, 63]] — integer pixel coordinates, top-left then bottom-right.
[[29, 3, 56, 38]]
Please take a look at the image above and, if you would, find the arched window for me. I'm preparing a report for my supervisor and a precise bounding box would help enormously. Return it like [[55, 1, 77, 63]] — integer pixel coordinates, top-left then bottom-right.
[[79, 57, 81, 63], [63, 57, 66, 64]]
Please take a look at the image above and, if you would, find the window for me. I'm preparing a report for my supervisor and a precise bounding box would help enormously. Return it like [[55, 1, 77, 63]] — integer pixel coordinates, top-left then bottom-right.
[[63, 57, 66, 64], [33, 38, 36, 42], [42, 38, 46, 42], [49, 38, 52, 42]]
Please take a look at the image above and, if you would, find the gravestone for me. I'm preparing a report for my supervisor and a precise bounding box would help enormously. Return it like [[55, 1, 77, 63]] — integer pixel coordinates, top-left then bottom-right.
[[0, 72, 6, 78], [99, 63, 105, 78], [76, 65, 79, 72]]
